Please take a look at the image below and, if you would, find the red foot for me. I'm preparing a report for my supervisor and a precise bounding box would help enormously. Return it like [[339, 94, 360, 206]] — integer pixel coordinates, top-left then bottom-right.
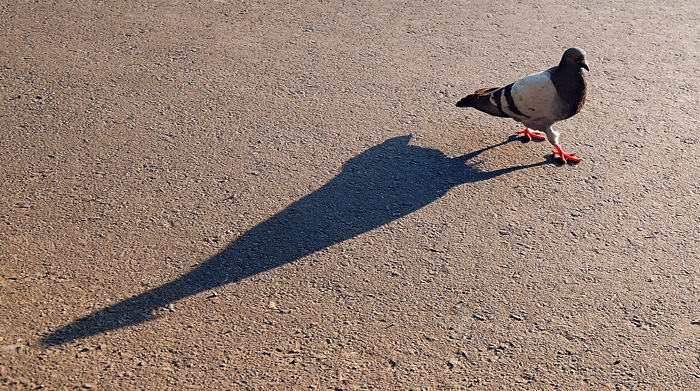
[[553, 144, 581, 163], [517, 128, 545, 141]]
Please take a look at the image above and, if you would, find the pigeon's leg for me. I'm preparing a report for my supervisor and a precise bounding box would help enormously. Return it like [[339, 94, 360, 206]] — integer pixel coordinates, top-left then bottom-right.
[[553, 144, 580, 163], [517, 128, 545, 141], [543, 126, 580, 164]]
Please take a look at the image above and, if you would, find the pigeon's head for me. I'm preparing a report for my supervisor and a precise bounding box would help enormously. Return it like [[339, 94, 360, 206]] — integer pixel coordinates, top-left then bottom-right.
[[562, 47, 589, 72]]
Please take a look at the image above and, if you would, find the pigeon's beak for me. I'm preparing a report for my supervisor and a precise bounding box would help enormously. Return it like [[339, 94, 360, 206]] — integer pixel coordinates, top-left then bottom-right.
[[581, 59, 590, 71]]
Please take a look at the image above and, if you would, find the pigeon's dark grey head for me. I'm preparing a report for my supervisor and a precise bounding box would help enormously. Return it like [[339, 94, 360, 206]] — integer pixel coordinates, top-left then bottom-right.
[[562, 47, 589, 71]]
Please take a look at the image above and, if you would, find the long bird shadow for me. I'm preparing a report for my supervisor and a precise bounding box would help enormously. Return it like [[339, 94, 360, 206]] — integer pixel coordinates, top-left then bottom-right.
[[43, 134, 547, 345]]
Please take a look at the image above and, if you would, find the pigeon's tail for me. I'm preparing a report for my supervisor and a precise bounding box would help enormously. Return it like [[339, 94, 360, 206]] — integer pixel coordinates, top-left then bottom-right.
[[455, 87, 508, 118], [455, 94, 479, 108]]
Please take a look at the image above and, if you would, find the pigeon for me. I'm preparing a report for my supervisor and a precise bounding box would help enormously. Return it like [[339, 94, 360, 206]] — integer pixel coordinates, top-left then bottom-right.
[[456, 47, 589, 163]]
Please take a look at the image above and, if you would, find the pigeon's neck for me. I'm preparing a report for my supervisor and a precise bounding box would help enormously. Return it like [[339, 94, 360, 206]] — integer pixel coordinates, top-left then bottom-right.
[[552, 64, 587, 117]]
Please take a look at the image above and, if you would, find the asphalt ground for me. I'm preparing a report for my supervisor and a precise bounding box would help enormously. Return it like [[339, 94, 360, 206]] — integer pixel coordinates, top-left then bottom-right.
[[2, 0, 700, 389]]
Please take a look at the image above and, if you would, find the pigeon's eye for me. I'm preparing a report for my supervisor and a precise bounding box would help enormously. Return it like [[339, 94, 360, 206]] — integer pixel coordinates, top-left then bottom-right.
[[571, 53, 578, 59]]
